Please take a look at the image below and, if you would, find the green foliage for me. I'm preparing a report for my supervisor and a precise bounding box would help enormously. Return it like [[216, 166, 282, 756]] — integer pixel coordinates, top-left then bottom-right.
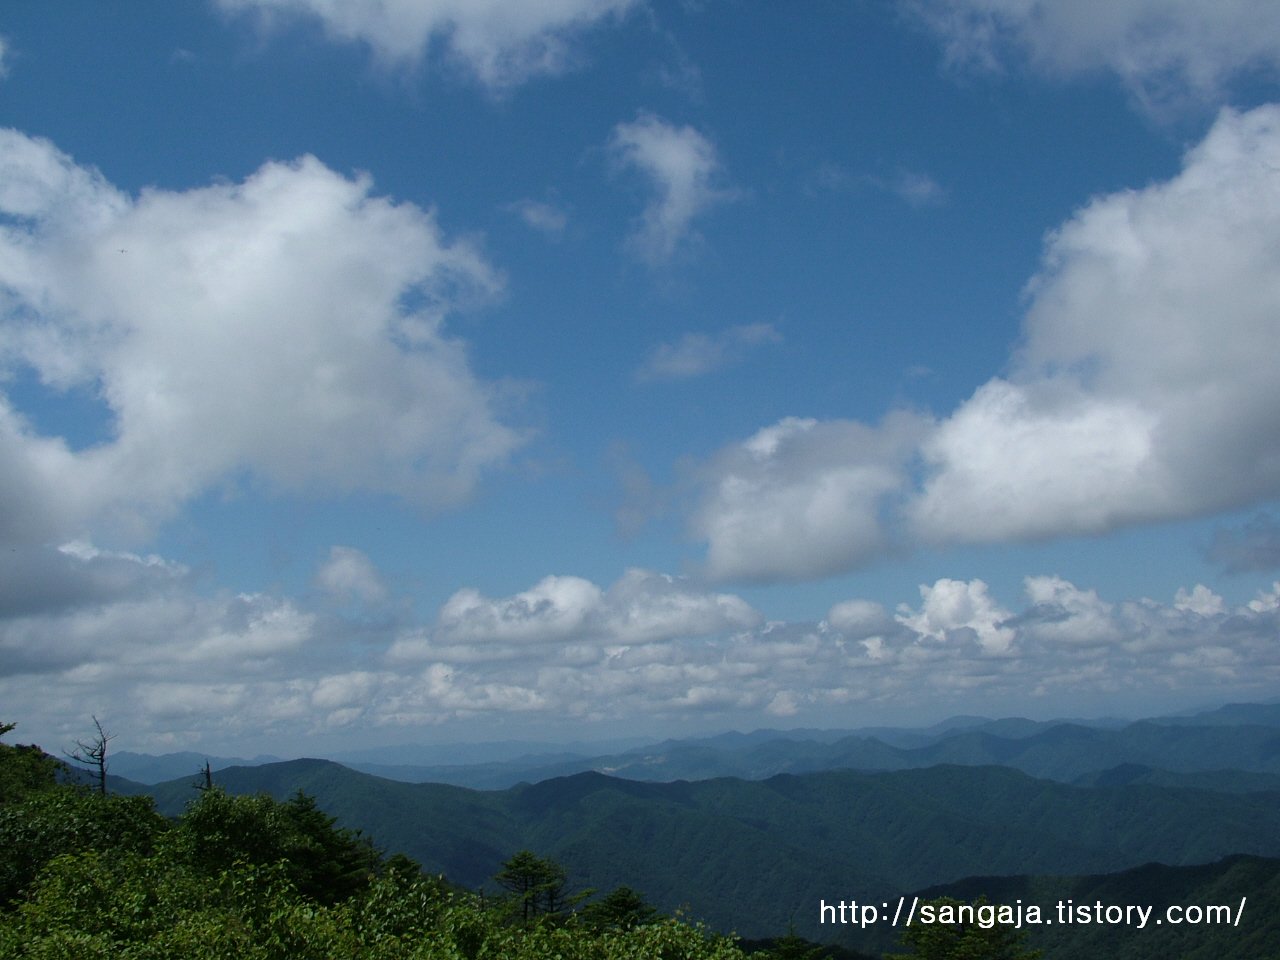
[[0, 721, 140, 910], [0, 785, 166, 908], [0, 843, 746, 960], [887, 898, 1042, 960], [493, 850, 591, 923], [0, 724, 747, 960], [749, 923, 825, 960], [578, 886, 659, 932], [0, 735, 67, 805], [170, 786, 379, 905]]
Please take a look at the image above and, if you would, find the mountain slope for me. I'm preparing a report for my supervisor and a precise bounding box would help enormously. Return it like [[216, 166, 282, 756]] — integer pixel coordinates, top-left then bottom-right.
[[139, 760, 1280, 939]]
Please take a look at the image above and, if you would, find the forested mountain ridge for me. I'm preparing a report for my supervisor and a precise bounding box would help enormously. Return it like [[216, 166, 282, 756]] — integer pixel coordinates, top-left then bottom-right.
[[125, 758, 1280, 939]]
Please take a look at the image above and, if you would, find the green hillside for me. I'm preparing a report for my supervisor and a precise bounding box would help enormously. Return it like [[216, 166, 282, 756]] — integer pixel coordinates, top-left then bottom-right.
[[135, 760, 1280, 939]]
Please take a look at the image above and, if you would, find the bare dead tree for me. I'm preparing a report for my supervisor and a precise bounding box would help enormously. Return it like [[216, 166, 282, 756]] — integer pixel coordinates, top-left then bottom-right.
[[67, 716, 113, 796], [194, 759, 213, 792]]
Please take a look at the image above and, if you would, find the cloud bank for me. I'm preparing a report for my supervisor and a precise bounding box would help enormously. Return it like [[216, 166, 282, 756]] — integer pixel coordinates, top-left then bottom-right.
[[4, 543, 1278, 749], [906, 0, 1280, 109], [216, 0, 639, 86], [0, 130, 521, 546], [689, 105, 1280, 582]]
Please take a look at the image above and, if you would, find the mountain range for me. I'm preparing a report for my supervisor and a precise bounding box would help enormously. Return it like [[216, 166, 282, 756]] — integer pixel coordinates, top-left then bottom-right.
[[94, 700, 1280, 956], [111, 757, 1280, 941], [107, 701, 1280, 789]]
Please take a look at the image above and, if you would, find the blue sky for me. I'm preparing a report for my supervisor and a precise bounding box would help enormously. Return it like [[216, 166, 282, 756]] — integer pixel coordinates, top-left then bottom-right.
[[3, 0, 1280, 755]]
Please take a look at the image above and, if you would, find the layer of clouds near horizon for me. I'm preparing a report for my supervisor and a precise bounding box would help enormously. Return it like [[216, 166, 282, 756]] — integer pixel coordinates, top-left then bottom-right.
[[3, 541, 1278, 745], [907, 0, 1280, 109], [690, 104, 1280, 583], [0, 129, 521, 546], [216, 0, 640, 86]]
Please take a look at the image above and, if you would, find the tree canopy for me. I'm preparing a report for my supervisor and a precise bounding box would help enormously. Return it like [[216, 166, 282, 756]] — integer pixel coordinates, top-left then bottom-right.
[[887, 898, 1043, 960]]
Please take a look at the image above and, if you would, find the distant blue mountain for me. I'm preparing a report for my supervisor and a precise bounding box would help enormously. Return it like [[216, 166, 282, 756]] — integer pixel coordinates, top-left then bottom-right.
[[108, 750, 282, 785], [109, 701, 1280, 789]]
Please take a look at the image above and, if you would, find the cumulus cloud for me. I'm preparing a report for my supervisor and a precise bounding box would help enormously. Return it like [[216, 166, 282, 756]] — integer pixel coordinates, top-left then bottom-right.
[[905, 0, 1280, 110], [215, 0, 639, 86], [609, 113, 735, 264], [1173, 583, 1227, 616], [690, 413, 929, 583], [0, 129, 521, 546], [910, 105, 1280, 547], [635, 323, 780, 382], [388, 567, 762, 661], [0, 546, 314, 689], [687, 105, 1280, 582], [896, 578, 1014, 653], [315, 547, 387, 605], [825, 599, 896, 639]]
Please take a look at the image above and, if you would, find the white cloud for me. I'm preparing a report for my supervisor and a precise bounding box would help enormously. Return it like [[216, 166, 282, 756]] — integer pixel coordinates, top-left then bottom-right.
[[825, 599, 894, 640], [907, 381, 1167, 544], [388, 567, 762, 660], [687, 105, 1280, 582], [0, 35, 10, 79], [435, 575, 603, 646], [0, 129, 522, 546], [0, 552, 314, 685], [215, 0, 640, 86], [910, 105, 1280, 547], [505, 198, 568, 236], [1174, 584, 1227, 617], [896, 578, 1015, 653], [1248, 582, 1280, 613], [315, 546, 387, 605], [690, 413, 928, 583], [609, 112, 735, 264], [906, 0, 1280, 109], [1019, 575, 1120, 646], [635, 323, 780, 381]]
